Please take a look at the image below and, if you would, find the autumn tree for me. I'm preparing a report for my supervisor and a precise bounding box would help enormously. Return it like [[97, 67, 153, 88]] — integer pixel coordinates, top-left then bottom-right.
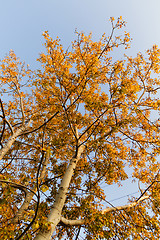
[[0, 17, 160, 239]]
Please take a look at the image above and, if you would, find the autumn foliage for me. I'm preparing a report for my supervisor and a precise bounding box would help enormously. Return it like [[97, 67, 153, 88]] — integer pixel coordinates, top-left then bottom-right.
[[0, 17, 160, 239]]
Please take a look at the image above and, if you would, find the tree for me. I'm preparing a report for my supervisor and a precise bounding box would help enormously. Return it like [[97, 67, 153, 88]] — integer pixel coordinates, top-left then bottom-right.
[[0, 17, 160, 239]]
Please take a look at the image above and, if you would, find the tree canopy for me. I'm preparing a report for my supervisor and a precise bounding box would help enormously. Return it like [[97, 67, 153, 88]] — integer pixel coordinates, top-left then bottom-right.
[[0, 17, 160, 239]]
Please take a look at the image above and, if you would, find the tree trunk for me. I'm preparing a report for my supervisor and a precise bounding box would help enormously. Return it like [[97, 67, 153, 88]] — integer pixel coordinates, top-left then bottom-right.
[[35, 145, 84, 240]]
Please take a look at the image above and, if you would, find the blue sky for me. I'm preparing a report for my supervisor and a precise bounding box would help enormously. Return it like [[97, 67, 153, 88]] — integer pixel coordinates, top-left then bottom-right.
[[1, 0, 160, 205], [1, 0, 160, 65]]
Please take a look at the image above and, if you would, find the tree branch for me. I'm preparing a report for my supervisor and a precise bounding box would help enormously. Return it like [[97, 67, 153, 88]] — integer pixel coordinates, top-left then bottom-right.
[[59, 195, 149, 227], [0, 180, 37, 197], [101, 195, 149, 214], [60, 216, 85, 226], [13, 142, 51, 224], [16, 150, 46, 240], [0, 120, 31, 161], [13, 81, 25, 124]]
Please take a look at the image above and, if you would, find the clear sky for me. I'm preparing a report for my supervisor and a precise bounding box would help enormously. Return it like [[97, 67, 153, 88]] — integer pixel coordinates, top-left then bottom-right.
[[1, 0, 160, 205], [1, 0, 160, 65]]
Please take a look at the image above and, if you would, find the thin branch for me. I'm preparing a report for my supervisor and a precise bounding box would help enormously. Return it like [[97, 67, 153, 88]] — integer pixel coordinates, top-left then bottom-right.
[[4, 118, 14, 135], [0, 99, 6, 145], [13, 137, 52, 228], [0, 180, 37, 197], [75, 226, 81, 240], [13, 81, 25, 124], [16, 151, 45, 240], [136, 170, 160, 202]]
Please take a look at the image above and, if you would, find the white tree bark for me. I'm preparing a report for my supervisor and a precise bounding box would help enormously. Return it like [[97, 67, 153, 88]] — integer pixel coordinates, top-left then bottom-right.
[[59, 195, 149, 226], [0, 120, 31, 161], [60, 216, 85, 226], [35, 145, 85, 240], [101, 195, 149, 214]]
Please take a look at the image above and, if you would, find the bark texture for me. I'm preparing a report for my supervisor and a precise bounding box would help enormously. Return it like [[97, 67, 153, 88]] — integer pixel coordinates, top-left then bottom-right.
[[35, 145, 85, 240], [0, 120, 31, 161]]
